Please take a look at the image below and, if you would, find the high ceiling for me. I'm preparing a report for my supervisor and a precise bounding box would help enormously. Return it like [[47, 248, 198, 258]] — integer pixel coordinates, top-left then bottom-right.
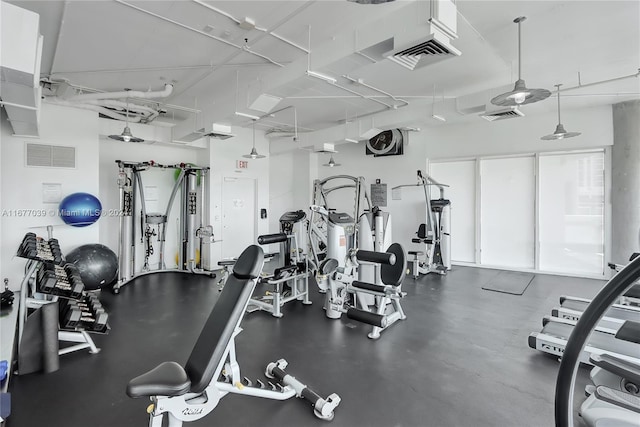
[[9, 0, 640, 136]]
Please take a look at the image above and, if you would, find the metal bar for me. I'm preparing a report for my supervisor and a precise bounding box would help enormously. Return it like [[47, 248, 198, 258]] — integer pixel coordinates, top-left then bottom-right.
[[0, 101, 38, 111]]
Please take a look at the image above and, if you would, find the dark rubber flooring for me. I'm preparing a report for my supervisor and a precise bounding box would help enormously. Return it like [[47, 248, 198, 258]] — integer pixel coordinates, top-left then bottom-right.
[[8, 265, 605, 427]]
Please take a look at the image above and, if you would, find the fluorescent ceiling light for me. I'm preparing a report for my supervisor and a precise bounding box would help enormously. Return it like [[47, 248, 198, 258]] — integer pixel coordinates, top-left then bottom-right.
[[235, 111, 261, 120], [306, 70, 337, 84]]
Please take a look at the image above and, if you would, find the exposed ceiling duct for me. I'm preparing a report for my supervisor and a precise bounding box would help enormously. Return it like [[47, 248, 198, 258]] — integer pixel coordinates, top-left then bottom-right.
[[173, 123, 235, 143], [0, 2, 43, 137], [384, 0, 460, 70]]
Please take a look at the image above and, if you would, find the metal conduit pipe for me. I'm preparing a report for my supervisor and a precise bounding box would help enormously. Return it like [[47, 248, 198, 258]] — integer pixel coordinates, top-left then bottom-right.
[[83, 100, 160, 122], [67, 83, 173, 102], [169, 0, 314, 99], [342, 75, 410, 108], [190, 0, 310, 53], [113, 0, 283, 67], [45, 99, 143, 122]]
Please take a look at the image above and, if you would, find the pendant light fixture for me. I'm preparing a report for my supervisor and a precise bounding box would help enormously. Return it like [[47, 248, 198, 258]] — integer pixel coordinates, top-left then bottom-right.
[[541, 84, 581, 140], [109, 94, 144, 143], [323, 154, 341, 168], [243, 120, 265, 159], [491, 17, 550, 107]]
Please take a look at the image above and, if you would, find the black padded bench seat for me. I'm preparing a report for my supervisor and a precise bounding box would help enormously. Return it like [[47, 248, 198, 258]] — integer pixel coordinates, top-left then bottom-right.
[[127, 362, 191, 398], [127, 245, 264, 398]]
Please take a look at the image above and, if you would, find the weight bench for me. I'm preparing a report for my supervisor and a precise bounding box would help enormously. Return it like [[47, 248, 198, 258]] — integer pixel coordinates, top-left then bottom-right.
[[127, 245, 340, 426]]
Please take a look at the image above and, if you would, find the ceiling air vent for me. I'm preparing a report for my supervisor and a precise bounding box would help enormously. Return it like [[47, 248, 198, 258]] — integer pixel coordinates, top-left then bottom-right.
[[480, 106, 525, 122], [384, 0, 460, 70], [388, 37, 459, 70]]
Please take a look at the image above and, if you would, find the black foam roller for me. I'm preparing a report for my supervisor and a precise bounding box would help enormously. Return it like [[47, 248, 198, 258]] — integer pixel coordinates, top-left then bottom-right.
[[257, 233, 288, 245], [355, 250, 396, 265], [346, 308, 387, 327]]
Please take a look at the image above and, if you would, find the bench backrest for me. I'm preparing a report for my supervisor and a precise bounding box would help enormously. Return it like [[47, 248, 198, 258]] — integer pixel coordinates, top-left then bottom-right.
[[185, 245, 264, 393]]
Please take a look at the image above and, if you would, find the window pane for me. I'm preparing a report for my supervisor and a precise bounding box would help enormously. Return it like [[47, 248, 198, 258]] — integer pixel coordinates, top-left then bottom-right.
[[539, 152, 604, 275], [430, 160, 476, 263], [480, 157, 535, 268]]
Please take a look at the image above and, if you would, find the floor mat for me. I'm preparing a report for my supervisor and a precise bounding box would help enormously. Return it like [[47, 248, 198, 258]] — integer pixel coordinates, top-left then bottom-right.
[[481, 271, 535, 295]]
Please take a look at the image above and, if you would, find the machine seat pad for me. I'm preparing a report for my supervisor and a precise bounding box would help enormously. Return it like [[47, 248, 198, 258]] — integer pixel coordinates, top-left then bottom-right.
[[615, 320, 640, 344], [594, 386, 640, 414], [127, 361, 191, 398], [590, 354, 640, 385], [407, 251, 424, 257], [218, 259, 236, 267], [351, 281, 386, 293], [318, 258, 339, 276]]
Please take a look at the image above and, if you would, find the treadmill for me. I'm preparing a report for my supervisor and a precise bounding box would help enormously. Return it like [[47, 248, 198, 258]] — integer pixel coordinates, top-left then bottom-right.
[[528, 317, 640, 365]]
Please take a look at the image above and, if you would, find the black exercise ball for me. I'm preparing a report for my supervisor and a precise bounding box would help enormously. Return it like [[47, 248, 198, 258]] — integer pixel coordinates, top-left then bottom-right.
[[66, 244, 118, 291]]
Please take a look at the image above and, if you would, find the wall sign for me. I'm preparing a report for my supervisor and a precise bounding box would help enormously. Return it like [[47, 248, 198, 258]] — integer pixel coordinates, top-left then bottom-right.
[[236, 160, 249, 169], [371, 179, 387, 207]]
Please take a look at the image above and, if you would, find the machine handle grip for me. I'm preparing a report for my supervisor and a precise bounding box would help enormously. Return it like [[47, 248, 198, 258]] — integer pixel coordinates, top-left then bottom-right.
[[257, 233, 288, 245], [355, 250, 396, 265]]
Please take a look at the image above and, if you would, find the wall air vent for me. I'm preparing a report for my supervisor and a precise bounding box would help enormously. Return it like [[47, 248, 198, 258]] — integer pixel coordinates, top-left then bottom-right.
[[480, 106, 525, 122], [26, 143, 76, 168]]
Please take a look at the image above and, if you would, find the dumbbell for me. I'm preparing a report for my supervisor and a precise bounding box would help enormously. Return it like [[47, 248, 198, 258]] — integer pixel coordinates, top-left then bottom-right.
[[61, 305, 82, 328], [81, 309, 109, 331], [38, 272, 58, 293]]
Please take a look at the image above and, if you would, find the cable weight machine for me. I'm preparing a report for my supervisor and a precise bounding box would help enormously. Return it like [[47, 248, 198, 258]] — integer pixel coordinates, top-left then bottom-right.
[[114, 160, 215, 293]]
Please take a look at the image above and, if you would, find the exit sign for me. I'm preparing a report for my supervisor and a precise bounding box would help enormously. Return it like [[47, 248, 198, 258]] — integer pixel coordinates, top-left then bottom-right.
[[236, 160, 249, 169]]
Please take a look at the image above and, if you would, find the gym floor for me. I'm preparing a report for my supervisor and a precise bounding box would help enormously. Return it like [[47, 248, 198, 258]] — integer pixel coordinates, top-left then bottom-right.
[[8, 265, 604, 427]]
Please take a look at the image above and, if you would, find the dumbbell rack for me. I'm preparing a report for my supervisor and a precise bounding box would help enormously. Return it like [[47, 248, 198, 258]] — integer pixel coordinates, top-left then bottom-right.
[[16, 231, 110, 358]]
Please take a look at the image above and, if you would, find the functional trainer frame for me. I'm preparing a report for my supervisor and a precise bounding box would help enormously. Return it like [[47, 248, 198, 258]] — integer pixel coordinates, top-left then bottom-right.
[[126, 245, 340, 426], [114, 160, 215, 293]]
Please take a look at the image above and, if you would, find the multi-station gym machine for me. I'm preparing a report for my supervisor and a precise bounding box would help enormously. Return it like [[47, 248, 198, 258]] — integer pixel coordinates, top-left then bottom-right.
[[308, 175, 407, 339], [393, 170, 451, 278], [113, 160, 215, 293]]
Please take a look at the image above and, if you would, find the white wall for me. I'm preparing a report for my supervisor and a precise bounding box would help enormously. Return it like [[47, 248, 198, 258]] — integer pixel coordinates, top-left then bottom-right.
[[98, 135, 206, 271], [268, 149, 319, 238], [209, 126, 270, 264], [1, 103, 99, 290], [268, 151, 295, 234]]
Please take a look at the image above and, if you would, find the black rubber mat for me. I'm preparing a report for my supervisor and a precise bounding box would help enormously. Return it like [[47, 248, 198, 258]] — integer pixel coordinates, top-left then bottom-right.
[[481, 271, 535, 295]]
